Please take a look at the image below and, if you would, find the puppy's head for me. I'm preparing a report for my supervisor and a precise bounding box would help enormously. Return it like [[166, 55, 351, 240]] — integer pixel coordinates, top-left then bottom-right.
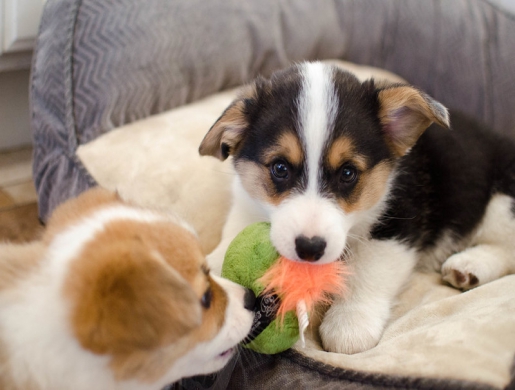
[[200, 62, 449, 263], [51, 189, 254, 385]]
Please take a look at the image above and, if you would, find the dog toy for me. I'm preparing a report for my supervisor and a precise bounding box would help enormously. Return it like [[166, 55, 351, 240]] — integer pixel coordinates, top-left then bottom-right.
[[222, 222, 348, 354]]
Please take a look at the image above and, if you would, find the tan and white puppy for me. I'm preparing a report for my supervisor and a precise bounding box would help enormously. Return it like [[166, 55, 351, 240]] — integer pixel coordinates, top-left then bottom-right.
[[0, 188, 255, 390], [200, 61, 515, 355]]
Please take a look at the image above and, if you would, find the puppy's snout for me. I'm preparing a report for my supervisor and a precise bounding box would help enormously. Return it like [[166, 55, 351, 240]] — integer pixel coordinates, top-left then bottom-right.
[[295, 235, 326, 262], [243, 288, 256, 311]]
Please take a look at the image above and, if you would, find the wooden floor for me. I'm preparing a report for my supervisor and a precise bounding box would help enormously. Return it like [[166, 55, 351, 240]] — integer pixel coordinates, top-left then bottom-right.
[[0, 146, 43, 243]]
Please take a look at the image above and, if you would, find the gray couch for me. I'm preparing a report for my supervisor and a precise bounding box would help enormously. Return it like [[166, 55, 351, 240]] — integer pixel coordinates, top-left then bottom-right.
[[31, 1, 515, 389]]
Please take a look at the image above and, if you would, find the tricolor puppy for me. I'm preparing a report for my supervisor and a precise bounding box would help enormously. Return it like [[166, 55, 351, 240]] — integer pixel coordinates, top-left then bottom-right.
[[0, 188, 255, 390], [199, 62, 515, 354]]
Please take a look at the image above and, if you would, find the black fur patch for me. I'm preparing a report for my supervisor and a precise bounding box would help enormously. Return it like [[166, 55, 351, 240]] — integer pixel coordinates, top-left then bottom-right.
[[372, 111, 515, 250]]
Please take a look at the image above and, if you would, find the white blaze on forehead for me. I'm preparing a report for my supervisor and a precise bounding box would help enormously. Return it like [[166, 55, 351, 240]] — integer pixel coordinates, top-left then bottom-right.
[[298, 62, 338, 194]]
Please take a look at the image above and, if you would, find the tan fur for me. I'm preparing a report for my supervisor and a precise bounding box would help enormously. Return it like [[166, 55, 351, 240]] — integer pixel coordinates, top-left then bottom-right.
[[378, 86, 448, 156], [108, 276, 228, 382], [262, 131, 304, 167], [327, 136, 391, 215], [43, 187, 121, 241], [64, 220, 203, 354], [199, 85, 256, 160], [235, 160, 292, 206], [339, 161, 393, 213], [327, 137, 368, 172], [234, 131, 303, 206]]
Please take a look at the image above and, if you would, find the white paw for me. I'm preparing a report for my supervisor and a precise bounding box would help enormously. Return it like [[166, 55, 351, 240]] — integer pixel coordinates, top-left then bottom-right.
[[319, 304, 383, 354], [441, 248, 498, 291]]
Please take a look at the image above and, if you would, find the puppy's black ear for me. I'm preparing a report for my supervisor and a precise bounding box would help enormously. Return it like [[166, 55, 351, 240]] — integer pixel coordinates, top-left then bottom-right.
[[378, 85, 450, 157], [199, 82, 260, 161]]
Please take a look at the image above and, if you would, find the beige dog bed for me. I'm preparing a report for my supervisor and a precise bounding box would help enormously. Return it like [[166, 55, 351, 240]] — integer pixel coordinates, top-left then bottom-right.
[[77, 62, 515, 389]]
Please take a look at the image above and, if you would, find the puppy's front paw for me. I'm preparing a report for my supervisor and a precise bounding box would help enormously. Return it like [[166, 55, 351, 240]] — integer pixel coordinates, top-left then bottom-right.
[[319, 304, 383, 354]]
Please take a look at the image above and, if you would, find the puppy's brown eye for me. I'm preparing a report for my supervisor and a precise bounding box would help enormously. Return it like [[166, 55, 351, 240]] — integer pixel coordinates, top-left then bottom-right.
[[340, 165, 358, 184], [271, 160, 289, 180], [201, 288, 212, 309]]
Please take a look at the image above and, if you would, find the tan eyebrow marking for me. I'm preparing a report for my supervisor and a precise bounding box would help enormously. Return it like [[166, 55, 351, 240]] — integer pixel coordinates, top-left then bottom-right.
[[261, 131, 304, 166], [327, 136, 368, 171], [338, 161, 393, 213]]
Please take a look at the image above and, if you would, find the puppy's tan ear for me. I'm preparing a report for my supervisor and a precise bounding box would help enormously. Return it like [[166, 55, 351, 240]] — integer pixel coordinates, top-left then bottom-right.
[[199, 83, 258, 160], [44, 188, 121, 239], [67, 243, 202, 354], [378, 85, 450, 156]]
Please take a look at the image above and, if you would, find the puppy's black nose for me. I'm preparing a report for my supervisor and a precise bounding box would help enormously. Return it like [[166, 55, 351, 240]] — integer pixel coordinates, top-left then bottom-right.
[[243, 288, 256, 311], [295, 235, 326, 262]]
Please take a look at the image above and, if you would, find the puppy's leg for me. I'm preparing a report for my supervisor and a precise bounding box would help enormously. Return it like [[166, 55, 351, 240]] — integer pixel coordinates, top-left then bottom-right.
[[442, 194, 515, 290], [207, 178, 268, 275], [320, 239, 417, 354], [442, 245, 513, 290]]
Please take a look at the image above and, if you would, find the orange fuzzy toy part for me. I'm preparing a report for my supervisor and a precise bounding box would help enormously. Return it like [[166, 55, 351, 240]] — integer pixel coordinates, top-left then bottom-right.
[[258, 256, 348, 322]]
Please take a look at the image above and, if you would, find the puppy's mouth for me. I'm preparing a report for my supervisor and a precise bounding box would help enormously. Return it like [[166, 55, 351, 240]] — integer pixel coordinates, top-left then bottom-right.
[[217, 347, 235, 359]]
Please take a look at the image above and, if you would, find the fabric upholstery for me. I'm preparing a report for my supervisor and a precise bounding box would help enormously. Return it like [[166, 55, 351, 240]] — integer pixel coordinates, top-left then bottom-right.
[[31, 0, 515, 221]]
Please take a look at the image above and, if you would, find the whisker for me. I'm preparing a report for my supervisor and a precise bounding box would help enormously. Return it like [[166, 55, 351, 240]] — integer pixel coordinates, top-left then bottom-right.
[[346, 233, 368, 246], [378, 212, 416, 221]]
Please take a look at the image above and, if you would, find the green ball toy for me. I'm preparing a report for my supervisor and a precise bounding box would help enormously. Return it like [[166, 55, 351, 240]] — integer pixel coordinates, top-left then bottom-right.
[[221, 222, 299, 354]]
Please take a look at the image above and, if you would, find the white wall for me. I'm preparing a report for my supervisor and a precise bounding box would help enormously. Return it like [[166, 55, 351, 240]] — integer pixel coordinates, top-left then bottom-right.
[[0, 0, 45, 151], [0, 69, 32, 151]]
